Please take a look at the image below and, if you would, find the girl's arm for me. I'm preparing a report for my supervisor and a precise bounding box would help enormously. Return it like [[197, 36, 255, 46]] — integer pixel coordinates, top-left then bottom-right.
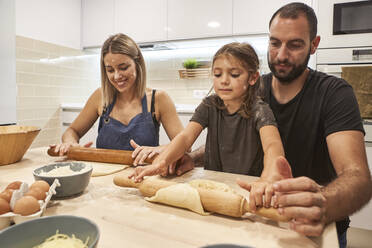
[[238, 125, 290, 210], [259, 125, 286, 182], [131, 121, 203, 182], [52, 88, 101, 155]]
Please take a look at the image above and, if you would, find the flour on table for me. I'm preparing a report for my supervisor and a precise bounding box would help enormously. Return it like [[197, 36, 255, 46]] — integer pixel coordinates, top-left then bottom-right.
[[81, 161, 130, 177]]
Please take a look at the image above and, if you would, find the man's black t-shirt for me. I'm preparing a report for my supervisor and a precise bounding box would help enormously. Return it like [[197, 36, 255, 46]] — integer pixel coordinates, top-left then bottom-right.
[[261, 69, 365, 234]]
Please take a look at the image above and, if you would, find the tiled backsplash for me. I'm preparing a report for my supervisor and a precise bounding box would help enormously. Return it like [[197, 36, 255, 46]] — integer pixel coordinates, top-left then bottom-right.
[[16, 36, 268, 147], [16, 36, 100, 148]]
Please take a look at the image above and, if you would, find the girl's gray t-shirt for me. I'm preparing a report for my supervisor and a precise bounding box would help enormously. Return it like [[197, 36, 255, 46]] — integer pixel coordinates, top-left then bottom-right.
[[190, 95, 277, 176]]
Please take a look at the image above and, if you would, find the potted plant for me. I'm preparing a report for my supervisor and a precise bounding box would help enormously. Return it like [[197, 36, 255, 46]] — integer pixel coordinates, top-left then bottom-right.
[[183, 59, 200, 69]]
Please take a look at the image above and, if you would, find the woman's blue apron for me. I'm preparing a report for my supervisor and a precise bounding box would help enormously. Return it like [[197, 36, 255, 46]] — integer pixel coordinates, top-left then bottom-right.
[[96, 91, 159, 150]]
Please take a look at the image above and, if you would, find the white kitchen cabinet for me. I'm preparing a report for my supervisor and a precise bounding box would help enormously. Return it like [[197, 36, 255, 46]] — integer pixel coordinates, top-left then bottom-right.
[[167, 0, 233, 40], [15, 0, 81, 49], [0, 0, 16, 125], [62, 107, 99, 147], [159, 112, 207, 151], [233, 0, 312, 35], [82, 0, 115, 48], [350, 145, 372, 230], [114, 0, 167, 43]]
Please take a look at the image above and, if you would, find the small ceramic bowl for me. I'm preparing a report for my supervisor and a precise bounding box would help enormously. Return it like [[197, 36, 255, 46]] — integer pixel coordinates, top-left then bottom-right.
[[33, 162, 92, 198], [0, 215, 99, 248]]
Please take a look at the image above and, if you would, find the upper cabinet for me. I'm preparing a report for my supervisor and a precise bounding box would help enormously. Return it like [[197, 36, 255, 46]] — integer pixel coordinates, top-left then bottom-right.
[[233, 0, 313, 35], [16, 0, 81, 49], [82, 0, 167, 47], [167, 0, 233, 40], [115, 0, 167, 43], [81, 0, 315, 47], [82, 0, 115, 48]]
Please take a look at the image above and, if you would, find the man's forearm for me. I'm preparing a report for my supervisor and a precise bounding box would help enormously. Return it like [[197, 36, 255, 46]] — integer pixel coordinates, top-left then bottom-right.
[[322, 168, 372, 223], [188, 145, 205, 167]]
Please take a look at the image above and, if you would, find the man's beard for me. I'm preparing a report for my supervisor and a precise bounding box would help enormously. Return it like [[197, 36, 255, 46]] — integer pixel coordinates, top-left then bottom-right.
[[268, 51, 310, 84]]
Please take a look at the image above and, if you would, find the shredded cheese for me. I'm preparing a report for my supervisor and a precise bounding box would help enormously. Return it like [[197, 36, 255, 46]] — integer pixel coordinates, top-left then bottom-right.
[[33, 230, 89, 248]]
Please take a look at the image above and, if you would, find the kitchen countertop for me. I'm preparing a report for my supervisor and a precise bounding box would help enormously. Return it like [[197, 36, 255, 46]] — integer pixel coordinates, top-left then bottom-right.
[[0, 147, 338, 248], [61, 103, 198, 114]]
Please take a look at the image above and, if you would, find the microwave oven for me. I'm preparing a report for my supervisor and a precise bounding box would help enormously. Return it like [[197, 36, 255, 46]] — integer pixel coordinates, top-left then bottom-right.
[[317, 0, 372, 49]]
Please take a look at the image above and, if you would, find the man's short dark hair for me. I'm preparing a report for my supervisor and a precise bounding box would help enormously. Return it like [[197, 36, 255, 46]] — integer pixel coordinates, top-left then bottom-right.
[[269, 2, 317, 40]]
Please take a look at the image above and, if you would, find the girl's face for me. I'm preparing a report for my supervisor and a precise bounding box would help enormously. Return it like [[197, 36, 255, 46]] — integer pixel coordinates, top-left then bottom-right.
[[212, 55, 256, 105], [104, 53, 137, 93]]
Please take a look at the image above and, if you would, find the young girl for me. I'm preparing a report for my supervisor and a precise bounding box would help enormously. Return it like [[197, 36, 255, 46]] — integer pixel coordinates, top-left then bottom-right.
[[50, 33, 184, 165], [131, 42, 287, 210]]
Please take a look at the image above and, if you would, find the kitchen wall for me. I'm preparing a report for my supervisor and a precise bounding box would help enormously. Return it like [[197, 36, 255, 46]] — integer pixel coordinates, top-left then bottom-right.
[[144, 48, 213, 106], [16, 36, 100, 148], [143, 36, 271, 105], [16, 35, 270, 148]]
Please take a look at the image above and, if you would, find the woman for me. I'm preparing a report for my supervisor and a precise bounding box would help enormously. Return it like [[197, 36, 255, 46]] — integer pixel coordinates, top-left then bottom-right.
[[51, 33, 183, 165]]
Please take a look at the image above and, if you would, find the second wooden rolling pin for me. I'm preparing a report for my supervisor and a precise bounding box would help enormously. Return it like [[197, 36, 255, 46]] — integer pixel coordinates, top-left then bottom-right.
[[47, 146, 156, 165], [113, 174, 290, 222]]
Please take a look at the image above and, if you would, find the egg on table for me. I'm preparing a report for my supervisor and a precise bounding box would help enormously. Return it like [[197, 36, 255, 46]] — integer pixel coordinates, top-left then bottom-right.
[[0, 198, 11, 214], [30, 180, 50, 193], [24, 187, 46, 201], [5, 181, 23, 190], [0, 189, 14, 202], [13, 196, 40, 216]]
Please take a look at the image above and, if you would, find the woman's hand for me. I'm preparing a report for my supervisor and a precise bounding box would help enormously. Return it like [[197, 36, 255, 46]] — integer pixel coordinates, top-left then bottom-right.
[[49, 141, 93, 156], [130, 139, 164, 166]]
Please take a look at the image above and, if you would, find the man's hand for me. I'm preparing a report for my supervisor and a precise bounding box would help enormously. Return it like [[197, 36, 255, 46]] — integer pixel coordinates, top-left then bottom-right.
[[273, 177, 327, 236]]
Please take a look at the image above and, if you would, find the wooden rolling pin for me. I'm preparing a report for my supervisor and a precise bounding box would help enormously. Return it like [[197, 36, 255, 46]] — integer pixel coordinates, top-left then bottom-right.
[[113, 174, 290, 222], [47, 146, 156, 165]]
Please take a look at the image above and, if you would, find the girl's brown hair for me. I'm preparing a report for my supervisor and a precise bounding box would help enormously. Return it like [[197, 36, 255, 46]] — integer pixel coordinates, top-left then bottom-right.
[[208, 42, 261, 118], [100, 33, 146, 108]]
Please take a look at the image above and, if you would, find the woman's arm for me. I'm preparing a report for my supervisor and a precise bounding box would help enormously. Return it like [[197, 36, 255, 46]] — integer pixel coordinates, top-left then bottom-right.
[[131, 90, 185, 165], [130, 121, 203, 182], [156, 90, 184, 139], [53, 88, 101, 155]]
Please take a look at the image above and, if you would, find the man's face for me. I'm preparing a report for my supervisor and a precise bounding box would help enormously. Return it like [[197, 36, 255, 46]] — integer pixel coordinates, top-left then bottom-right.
[[268, 15, 313, 84]]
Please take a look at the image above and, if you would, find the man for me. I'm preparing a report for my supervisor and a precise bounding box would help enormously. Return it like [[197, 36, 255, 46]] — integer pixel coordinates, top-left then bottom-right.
[[131, 2, 372, 246], [237, 2, 371, 247]]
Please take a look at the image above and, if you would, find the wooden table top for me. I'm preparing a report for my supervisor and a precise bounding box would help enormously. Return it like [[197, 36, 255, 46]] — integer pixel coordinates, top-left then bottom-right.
[[0, 147, 338, 248]]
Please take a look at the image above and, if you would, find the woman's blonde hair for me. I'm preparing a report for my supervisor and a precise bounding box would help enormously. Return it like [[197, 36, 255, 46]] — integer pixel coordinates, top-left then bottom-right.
[[100, 33, 146, 108], [208, 42, 261, 118]]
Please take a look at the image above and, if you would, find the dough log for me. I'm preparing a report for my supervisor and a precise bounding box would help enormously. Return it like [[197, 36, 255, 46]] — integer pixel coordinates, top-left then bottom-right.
[[113, 175, 290, 222]]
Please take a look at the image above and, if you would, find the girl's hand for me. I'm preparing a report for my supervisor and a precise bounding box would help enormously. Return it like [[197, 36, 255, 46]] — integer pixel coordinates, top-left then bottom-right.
[[49, 141, 93, 156], [237, 178, 275, 212], [130, 140, 164, 166], [165, 153, 195, 176], [129, 160, 169, 183]]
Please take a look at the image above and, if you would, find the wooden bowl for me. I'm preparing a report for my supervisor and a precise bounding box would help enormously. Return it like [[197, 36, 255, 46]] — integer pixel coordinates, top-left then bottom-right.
[[0, 125, 40, 166]]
